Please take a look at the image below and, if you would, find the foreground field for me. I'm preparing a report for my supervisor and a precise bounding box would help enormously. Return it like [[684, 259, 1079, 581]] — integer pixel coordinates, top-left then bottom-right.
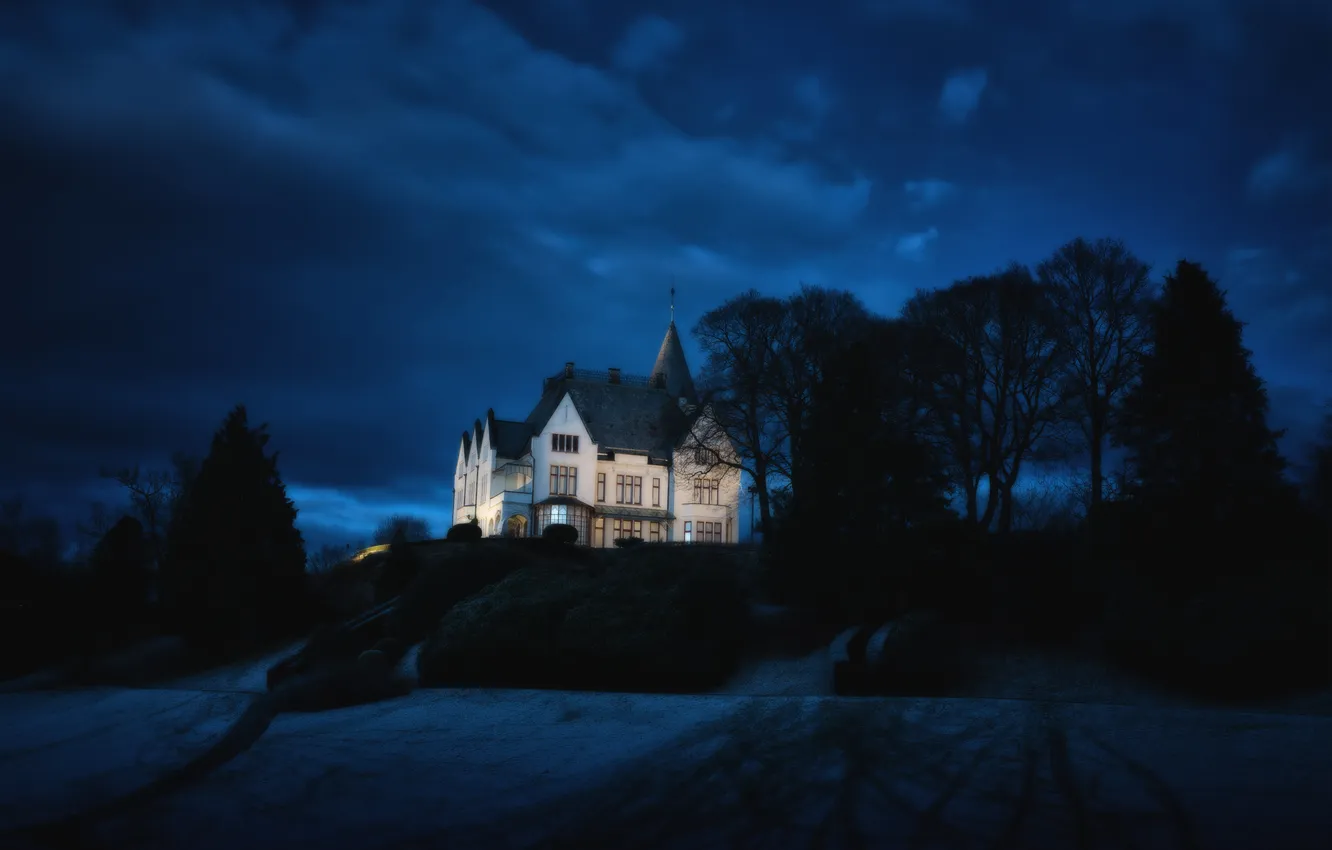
[[1, 683, 1329, 850]]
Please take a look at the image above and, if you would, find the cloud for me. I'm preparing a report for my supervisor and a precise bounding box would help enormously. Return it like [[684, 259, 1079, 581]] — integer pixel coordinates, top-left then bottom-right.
[[0, 0, 875, 536], [611, 14, 685, 74], [1247, 144, 1332, 199], [2, 0, 1330, 539], [894, 227, 940, 261], [793, 75, 831, 119], [904, 178, 957, 209], [776, 74, 835, 142], [862, 0, 973, 21], [1226, 246, 1265, 265], [938, 68, 987, 123]]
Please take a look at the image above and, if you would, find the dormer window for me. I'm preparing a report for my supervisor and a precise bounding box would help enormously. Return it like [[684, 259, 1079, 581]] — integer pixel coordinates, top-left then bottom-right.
[[552, 434, 580, 453]]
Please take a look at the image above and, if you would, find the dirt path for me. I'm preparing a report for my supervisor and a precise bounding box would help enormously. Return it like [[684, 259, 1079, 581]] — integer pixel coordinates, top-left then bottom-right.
[[8, 691, 281, 848], [5, 657, 414, 847]]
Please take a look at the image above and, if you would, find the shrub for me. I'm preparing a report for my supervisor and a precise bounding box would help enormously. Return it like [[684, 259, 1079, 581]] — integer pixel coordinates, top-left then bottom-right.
[[416, 567, 595, 687], [308, 554, 384, 620], [542, 523, 578, 544], [1101, 563, 1330, 701], [385, 545, 534, 645], [613, 536, 645, 548], [416, 555, 753, 693], [446, 523, 483, 543], [375, 529, 421, 603]]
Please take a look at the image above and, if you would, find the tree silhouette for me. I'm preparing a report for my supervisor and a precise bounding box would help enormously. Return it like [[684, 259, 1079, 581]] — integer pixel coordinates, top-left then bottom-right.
[[162, 405, 308, 650], [373, 514, 432, 545], [793, 317, 953, 538], [1038, 237, 1154, 508], [903, 266, 1070, 530], [84, 515, 151, 657], [766, 285, 873, 503], [1115, 260, 1290, 537], [1302, 407, 1332, 522], [687, 290, 790, 536]]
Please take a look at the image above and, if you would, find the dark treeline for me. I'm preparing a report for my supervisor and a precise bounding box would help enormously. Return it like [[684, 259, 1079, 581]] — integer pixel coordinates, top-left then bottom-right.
[[0, 236, 1328, 702], [685, 238, 1327, 540], [1, 406, 318, 678], [681, 238, 1329, 700]]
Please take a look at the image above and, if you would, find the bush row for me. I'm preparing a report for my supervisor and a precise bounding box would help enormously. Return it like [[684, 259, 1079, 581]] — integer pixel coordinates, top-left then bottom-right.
[[416, 551, 752, 693]]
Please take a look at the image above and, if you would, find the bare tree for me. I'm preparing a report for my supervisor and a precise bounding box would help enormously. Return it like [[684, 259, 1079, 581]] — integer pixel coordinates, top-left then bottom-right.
[[903, 279, 998, 526], [100, 466, 172, 565], [684, 290, 790, 535], [73, 500, 124, 561], [763, 285, 873, 497], [165, 451, 200, 524], [1038, 237, 1153, 507], [307, 542, 357, 572], [98, 453, 200, 566], [903, 266, 1070, 530], [1007, 473, 1086, 532], [987, 267, 1075, 531], [373, 514, 431, 545]]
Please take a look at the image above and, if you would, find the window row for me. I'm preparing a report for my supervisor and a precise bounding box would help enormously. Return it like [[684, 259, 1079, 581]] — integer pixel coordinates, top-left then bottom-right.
[[548, 465, 578, 496], [593, 518, 663, 546], [693, 479, 720, 505], [684, 520, 725, 543], [596, 473, 661, 506], [551, 433, 580, 453]]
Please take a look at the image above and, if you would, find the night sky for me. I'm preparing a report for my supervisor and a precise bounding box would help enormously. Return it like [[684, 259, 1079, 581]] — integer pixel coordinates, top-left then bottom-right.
[[3, 0, 1330, 551]]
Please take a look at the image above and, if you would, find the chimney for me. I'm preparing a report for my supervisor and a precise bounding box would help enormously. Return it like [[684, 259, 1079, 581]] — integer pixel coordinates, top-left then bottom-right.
[[608, 367, 621, 385], [564, 361, 575, 378]]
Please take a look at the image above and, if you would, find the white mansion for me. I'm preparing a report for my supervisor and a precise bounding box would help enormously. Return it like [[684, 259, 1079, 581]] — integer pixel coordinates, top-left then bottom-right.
[[452, 319, 742, 546]]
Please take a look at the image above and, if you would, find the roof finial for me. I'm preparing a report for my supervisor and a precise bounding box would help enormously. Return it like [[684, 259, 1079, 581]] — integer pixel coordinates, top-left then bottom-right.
[[670, 282, 675, 324]]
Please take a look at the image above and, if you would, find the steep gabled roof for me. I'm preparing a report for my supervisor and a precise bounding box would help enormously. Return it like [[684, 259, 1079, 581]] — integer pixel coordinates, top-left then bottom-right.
[[491, 418, 532, 459], [674, 404, 707, 450], [526, 376, 688, 457], [651, 321, 696, 402]]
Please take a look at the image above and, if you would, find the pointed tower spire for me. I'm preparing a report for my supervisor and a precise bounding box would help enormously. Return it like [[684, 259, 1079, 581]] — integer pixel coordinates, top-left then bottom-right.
[[652, 287, 696, 402]]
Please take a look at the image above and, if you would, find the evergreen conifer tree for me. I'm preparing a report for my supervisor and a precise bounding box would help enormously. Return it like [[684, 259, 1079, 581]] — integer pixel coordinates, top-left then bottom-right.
[[1114, 260, 1291, 535], [162, 405, 307, 649]]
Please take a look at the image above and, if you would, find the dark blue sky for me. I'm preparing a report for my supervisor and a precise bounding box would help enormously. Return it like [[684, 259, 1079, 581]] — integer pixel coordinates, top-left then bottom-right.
[[3, 0, 1330, 549]]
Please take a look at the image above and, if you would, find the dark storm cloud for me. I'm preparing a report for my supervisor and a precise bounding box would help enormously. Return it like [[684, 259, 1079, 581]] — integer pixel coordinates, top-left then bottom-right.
[[0, 0, 878, 537], [2, 0, 1328, 540]]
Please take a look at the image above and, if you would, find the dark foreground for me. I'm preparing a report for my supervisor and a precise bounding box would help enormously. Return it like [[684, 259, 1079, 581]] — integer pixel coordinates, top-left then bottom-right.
[[1, 684, 1329, 850]]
